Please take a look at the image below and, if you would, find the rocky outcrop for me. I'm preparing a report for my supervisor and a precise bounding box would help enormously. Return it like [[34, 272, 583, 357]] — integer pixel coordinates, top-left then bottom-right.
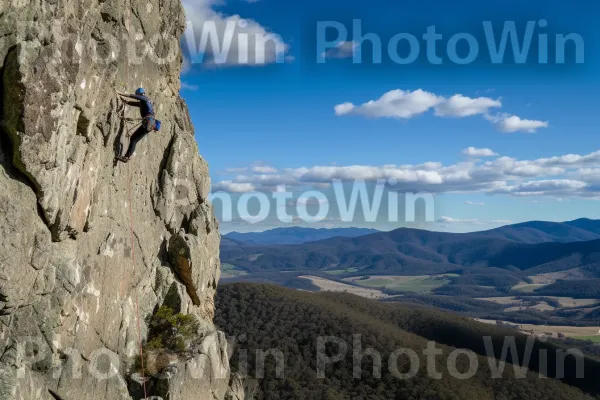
[[225, 373, 246, 400], [0, 1, 240, 399]]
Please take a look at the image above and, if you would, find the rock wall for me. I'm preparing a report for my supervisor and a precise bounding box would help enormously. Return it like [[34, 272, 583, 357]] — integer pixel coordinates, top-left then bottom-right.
[[0, 1, 241, 399]]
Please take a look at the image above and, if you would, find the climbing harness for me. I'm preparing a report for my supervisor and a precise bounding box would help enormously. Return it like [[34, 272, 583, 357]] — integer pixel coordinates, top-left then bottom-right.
[[117, 95, 144, 131], [117, 95, 161, 134]]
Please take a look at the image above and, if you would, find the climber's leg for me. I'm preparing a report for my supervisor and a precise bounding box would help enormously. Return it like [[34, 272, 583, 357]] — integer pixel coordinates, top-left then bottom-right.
[[124, 126, 150, 159], [127, 122, 142, 137], [116, 122, 140, 159]]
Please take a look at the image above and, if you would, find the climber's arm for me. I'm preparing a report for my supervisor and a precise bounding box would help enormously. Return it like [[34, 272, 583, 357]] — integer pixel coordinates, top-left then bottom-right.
[[117, 92, 147, 101], [121, 98, 141, 107], [116, 92, 142, 107]]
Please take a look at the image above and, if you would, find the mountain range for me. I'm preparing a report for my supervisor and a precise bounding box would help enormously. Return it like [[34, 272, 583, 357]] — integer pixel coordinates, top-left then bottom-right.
[[221, 219, 600, 275], [220, 219, 600, 304], [464, 218, 600, 243], [224, 227, 379, 245]]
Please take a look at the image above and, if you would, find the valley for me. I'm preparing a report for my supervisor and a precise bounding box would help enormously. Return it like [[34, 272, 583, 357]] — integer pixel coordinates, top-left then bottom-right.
[[299, 275, 390, 298], [343, 273, 459, 293], [220, 221, 600, 329]]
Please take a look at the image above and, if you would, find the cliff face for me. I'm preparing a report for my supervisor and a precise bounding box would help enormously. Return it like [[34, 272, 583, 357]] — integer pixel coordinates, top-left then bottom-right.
[[0, 1, 239, 399]]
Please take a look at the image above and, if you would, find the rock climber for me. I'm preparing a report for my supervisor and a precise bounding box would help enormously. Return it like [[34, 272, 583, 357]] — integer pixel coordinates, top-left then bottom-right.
[[115, 88, 162, 163]]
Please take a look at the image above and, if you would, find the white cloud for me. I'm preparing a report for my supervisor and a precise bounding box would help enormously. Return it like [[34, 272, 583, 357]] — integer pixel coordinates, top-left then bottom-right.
[[333, 103, 355, 116], [437, 216, 511, 225], [289, 197, 329, 206], [323, 41, 358, 59], [462, 147, 498, 157], [181, 82, 199, 91], [237, 215, 265, 224], [486, 113, 549, 133], [506, 179, 588, 194], [298, 165, 445, 184], [181, 55, 192, 74], [536, 151, 600, 167], [438, 216, 466, 223], [335, 88, 548, 133], [465, 201, 485, 206], [182, 0, 289, 67], [334, 89, 443, 119], [211, 149, 600, 199], [213, 181, 256, 193], [574, 168, 600, 183], [218, 167, 249, 175], [251, 165, 278, 174], [435, 95, 502, 118]]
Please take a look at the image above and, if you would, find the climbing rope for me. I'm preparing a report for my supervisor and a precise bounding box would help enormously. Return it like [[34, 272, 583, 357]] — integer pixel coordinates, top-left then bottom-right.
[[126, 160, 149, 399], [119, 6, 149, 394]]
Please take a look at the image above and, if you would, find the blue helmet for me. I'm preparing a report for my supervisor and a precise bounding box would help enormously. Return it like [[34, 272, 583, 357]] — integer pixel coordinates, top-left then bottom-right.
[[135, 88, 145, 96]]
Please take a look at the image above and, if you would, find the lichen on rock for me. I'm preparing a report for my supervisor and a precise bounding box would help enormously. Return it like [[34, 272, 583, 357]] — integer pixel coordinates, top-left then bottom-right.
[[0, 1, 240, 399]]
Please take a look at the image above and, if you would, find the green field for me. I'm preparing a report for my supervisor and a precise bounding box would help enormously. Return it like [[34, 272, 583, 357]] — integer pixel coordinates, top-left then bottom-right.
[[511, 283, 548, 293], [325, 268, 359, 276], [221, 263, 248, 278], [345, 274, 458, 294], [575, 336, 600, 344]]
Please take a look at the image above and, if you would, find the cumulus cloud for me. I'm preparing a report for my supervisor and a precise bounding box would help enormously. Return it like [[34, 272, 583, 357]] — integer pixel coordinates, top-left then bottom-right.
[[323, 41, 359, 59], [212, 181, 256, 193], [182, 0, 290, 67], [334, 89, 499, 119], [335, 89, 547, 133], [573, 168, 600, 183], [334, 89, 443, 119], [536, 151, 600, 167], [462, 147, 498, 157], [493, 179, 588, 196], [211, 149, 600, 199], [219, 163, 279, 175], [486, 113, 549, 133], [251, 165, 278, 174], [435, 95, 502, 118]]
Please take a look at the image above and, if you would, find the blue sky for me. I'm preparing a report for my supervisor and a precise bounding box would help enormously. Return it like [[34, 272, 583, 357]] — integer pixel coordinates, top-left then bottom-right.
[[178, 0, 600, 233]]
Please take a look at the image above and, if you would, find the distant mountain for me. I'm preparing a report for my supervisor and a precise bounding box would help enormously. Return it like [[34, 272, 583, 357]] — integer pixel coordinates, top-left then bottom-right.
[[220, 236, 243, 247], [224, 227, 379, 245], [565, 218, 600, 235], [221, 223, 600, 277], [475, 218, 600, 243]]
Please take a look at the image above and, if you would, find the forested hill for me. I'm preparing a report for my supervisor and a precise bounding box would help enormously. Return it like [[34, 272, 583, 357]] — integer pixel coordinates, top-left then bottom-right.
[[221, 226, 600, 276], [215, 283, 600, 400]]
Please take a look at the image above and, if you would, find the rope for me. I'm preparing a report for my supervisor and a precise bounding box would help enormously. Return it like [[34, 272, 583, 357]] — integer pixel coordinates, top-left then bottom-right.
[[120, 3, 148, 392], [126, 163, 149, 399]]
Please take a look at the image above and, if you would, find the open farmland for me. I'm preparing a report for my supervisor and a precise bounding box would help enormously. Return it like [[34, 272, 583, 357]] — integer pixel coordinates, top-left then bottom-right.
[[475, 318, 600, 339], [343, 274, 458, 294], [299, 276, 390, 299]]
